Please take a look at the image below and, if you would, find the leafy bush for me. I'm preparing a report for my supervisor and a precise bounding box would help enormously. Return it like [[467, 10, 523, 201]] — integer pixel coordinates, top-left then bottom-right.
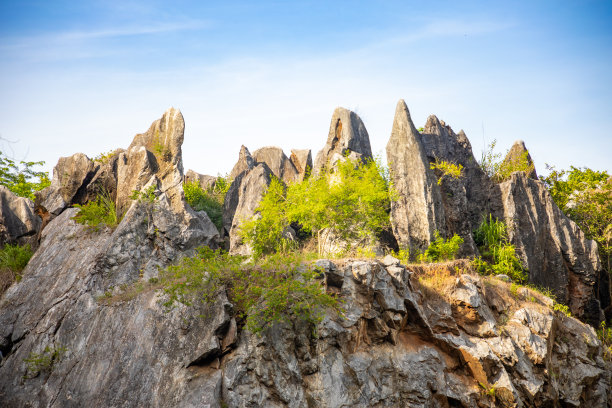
[[0, 243, 33, 295], [0, 150, 50, 200], [72, 190, 120, 230], [183, 175, 231, 232], [473, 215, 527, 283], [429, 158, 463, 185], [597, 321, 612, 361], [417, 231, 463, 263], [241, 157, 394, 257], [479, 140, 535, 183], [160, 247, 342, 334], [23, 345, 67, 379], [540, 166, 611, 275]]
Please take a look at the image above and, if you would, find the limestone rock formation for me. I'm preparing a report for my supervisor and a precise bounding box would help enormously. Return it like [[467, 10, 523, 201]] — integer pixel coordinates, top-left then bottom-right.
[[500, 171, 603, 325], [184, 169, 216, 190], [1, 250, 610, 406], [229, 145, 255, 181], [35, 153, 96, 216], [252, 146, 299, 184], [502, 140, 538, 180], [290, 149, 312, 181], [386, 100, 446, 253], [226, 163, 273, 255], [313, 107, 373, 176], [0, 186, 41, 248]]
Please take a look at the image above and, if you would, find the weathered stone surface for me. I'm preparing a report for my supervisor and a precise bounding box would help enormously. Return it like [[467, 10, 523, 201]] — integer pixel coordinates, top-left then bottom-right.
[[503, 140, 538, 180], [289, 149, 312, 181], [35, 153, 96, 216], [229, 145, 255, 181], [252, 146, 299, 184], [1, 235, 610, 407], [184, 169, 216, 190], [226, 163, 273, 255], [313, 107, 373, 176], [420, 115, 498, 255], [386, 100, 446, 253], [0, 186, 41, 248], [499, 171, 604, 325]]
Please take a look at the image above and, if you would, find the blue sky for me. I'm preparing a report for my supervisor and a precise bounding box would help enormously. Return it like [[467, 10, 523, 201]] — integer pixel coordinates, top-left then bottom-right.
[[1, 1, 611, 177]]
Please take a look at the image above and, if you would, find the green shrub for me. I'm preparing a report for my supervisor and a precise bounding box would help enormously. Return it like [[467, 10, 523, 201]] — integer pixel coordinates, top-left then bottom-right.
[[241, 157, 394, 257], [160, 247, 342, 334], [597, 321, 612, 361], [392, 247, 410, 264], [183, 175, 231, 232], [72, 190, 120, 230], [240, 177, 296, 257], [429, 158, 463, 185], [417, 231, 463, 263], [129, 185, 156, 203], [23, 345, 67, 379], [0, 243, 33, 275], [0, 243, 34, 295], [479, 139, 535, 183], [472, 215, 527, 283], [0, 150, 50, 200]]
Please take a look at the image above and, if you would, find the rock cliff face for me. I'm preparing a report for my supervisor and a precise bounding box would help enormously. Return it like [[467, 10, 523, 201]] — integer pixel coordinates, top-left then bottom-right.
[[1, 103, 611, 407], [388, 100, 606, 323], [387, 100, 446, 253], [313, 107, 373, 176]]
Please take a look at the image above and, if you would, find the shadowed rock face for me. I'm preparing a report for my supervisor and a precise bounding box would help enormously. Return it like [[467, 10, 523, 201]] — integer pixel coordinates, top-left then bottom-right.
[[386, 100, 445, 253], [0, 186, 41, 248], [290, 149, 313, 182], [500, 172, 604, 325], [229, 145, 255, 181], [313, 107, 373, 176]]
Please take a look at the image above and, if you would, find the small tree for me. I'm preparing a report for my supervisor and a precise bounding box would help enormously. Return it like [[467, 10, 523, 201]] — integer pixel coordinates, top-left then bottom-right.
[[0, 150, 50, 200]]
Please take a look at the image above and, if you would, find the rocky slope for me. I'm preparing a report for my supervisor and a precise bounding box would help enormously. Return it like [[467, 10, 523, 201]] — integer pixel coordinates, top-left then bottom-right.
[[0, 104, 611, 407]]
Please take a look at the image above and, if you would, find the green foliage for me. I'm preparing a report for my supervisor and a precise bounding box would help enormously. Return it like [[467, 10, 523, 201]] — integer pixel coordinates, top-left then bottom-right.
[[473, 215, 527, 283], [597, 321, 612, 361], [240, 177, 296, 257], [429, 158, 463, 185], [72, 190, 120, 230], [242, 157, 394, 256], [93, 150, 118, 164], [392, 247, 410, 264], [160, 247, 343, 334], [183, 174, 231, 232], [0, 150, 50, 200], [540, 165, 612, 274], [23, 345, 67, 379], [553, 302, 572, 317], [478, 139, 535, 183], [417, 231, 463, 263], [0, 243, 33, 278], [130, 185, 156, 203]]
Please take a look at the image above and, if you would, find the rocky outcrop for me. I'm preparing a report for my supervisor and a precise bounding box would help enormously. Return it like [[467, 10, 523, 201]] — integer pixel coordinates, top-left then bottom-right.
[[0, 186, 41, 248], [252, 147, 299, 184], [290, 149, 312, 181], [500, 172, 604, 325], [503, 140, 538, 180], [226, 163, 273, 255], [313, 107, 373, 176], [386, 100, 446, 253], [229, 145, 255, 181], [185, 169, 216, 190], [1, 248, 609, 406]]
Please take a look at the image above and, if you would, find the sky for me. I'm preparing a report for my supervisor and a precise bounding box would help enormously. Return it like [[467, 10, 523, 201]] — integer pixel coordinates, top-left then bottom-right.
[[1, 0, 611, 178]]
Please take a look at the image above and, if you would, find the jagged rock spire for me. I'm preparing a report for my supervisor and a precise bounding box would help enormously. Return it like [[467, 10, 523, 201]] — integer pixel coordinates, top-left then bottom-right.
[[386, 99, 445, 252], [312, 107, 372, 176]]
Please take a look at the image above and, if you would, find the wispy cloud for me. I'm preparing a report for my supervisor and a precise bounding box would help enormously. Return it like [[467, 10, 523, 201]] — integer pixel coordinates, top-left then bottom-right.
[[0, 19, 209, 53]]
